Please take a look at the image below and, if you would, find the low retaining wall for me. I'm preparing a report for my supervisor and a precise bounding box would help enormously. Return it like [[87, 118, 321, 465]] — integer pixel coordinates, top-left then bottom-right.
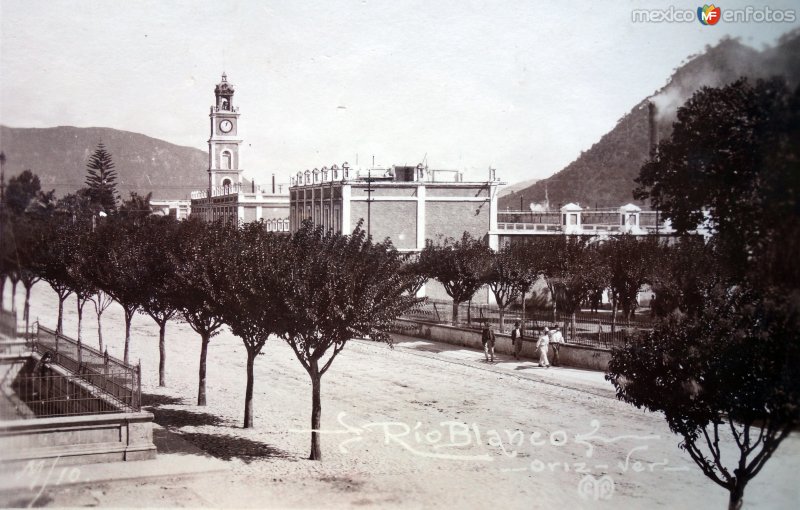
[[394, 318, 612, 372], [0, 352, 156, 467], [0, 411, 156, 467]]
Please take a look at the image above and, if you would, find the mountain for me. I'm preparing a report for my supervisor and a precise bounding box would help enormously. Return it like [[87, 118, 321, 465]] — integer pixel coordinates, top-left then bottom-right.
[[499, 30, 800, 211], [0, 126, 208, 200], [498, 177, 539, 198]]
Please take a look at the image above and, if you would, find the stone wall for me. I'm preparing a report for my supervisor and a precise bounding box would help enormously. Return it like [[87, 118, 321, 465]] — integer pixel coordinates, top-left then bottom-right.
[[395, 318, 612, 372]]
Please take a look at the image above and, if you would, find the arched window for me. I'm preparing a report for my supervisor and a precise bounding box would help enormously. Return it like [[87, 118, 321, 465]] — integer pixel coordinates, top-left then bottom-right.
[[222, 178, 232, 194], [221, 151, 232, 170]]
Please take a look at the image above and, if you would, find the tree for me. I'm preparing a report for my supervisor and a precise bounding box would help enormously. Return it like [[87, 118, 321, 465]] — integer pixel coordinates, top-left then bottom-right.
[[540, 236, 598, 333], [616, 78, 800, 509], [34, 216, 77, 333], [418, 233, 492, 325], [399, 254, 429, 297], [278, 222, 419, 459], [602, 235, 660, 325], [486, 245, 526, 332], [607, 288, 799, 510], [90, 218, 148, 364], [172, 218, 230, 406], [6, 213, 47, 337], [85, 143, 119, 213], [136, 216, 180, 387], [649, 237, 727, 319], [56, 188, 94, 225], [207, 221, 288, 428], [507, 239, 548, 330], [90, 290, 113, 352], [6, 170, 42, 216], [66, 223, 97, 349], [118, 191, 152, 224], [634, 78, 800, 289]]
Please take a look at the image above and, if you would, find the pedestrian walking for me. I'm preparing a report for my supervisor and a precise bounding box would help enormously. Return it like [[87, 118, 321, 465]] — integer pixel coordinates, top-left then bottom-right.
[[548, 325, 565, 366], [511, 321, 523, 360], [536, 327, 550, 368], [481, 322, 496, 362]]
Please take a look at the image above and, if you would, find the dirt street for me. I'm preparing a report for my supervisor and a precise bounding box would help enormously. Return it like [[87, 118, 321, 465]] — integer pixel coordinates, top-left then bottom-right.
[[2, 284, 798, 509]]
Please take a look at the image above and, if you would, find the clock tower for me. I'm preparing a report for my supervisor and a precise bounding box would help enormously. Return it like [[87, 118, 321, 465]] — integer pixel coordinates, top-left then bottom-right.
[[208, 73, 243, 191]]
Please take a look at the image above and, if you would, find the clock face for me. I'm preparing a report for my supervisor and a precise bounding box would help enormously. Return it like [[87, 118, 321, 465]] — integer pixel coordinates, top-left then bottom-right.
[[219, 120, 233, 133]]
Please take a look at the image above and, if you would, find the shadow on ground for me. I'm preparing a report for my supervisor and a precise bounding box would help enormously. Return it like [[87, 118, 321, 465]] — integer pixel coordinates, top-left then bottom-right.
[[150, 407, 226, 429], [141, 392, 184, 407], [178, 432, 291, 463]]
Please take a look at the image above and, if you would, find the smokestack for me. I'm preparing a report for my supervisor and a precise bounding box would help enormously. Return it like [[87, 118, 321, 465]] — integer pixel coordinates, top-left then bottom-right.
[[272, 173, 276, 194], [648, 101, 658, 158], [252, 180, 255, 193]]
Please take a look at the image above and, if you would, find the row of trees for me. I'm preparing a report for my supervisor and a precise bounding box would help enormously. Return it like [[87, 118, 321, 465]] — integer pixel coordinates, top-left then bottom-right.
[[416, 230, 714, 332], [2, 200, 419, 460]]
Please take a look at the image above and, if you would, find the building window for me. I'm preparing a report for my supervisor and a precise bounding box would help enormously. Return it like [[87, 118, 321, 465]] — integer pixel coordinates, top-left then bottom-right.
[[333, 206, 340, 232]]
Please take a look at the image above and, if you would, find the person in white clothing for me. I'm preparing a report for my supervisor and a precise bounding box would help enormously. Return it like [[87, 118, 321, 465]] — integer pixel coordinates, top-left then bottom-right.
[[536, 327, 550, 368]]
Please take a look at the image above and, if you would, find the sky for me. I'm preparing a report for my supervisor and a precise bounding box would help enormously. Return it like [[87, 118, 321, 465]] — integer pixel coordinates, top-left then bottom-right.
[[1, 0, 798, 188]]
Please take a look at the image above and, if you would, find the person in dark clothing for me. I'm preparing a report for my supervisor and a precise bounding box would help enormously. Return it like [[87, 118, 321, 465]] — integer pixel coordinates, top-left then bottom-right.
[[511, 321, 523, 360], [481, 323, 496, 362]]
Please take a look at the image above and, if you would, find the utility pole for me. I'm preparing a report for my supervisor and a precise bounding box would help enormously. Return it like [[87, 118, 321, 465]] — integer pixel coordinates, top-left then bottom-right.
[[367, 155, 374, 237], [0, 151, 6, 211]]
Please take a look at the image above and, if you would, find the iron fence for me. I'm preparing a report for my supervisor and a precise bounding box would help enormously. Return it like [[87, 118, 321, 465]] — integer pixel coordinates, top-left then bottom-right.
[[403, 299, 650, 349], [28, 324, 141, 411], [7, 370, 134, 419]]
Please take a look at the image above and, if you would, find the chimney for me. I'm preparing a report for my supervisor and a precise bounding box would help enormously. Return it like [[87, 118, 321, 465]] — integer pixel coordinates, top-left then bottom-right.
[[251, 180, 255, 193], [272, 173, 276, 194], [648, 101, 658, 158]]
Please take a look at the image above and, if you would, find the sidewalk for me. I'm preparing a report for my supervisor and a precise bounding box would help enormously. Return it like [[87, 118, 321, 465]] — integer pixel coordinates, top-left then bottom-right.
[[380, 333, 617, 399]]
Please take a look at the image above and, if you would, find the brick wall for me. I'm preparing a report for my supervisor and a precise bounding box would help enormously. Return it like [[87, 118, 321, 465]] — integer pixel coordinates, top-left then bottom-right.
[[425, 201, 491, 241], [350, 201, 417, 250]]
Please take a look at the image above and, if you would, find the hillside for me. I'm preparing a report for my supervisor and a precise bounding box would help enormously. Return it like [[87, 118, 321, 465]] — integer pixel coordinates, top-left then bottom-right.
[[0, 126, 208, 200], [499, 31, 800, 211], [498, 177, 539, 198]]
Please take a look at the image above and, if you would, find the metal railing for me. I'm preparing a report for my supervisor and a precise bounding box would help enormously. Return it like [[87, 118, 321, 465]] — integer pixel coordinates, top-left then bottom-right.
[[403, 299, 651, 349], [8, 371, 133, 419], [29, 324, 141, 411]]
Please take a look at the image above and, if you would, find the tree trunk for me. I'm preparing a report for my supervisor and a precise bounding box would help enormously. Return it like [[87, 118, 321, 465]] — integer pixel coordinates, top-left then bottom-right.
[[521, 288, 527, 336], [0, 276, 4, 309], [11, 279, 17, 314], [97, 311, 104, 352], [76, 298, 84, 345], [728, 482, 745, 510], [243, 349, 256, 428], [158, 321, 167, 387], [23, 284, 31, 339], [57, 293, 65, 334], [197, 332, 210, 406], [548, 283, 557, 323], [571, 312, 576, 341], [309, 360, 322, 460], [611, 297, 618, 334], [123, 308, 133, 365], [498, 306, 505, 333], [467, 297, 472, 326], [452, 300, 459, 326]]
